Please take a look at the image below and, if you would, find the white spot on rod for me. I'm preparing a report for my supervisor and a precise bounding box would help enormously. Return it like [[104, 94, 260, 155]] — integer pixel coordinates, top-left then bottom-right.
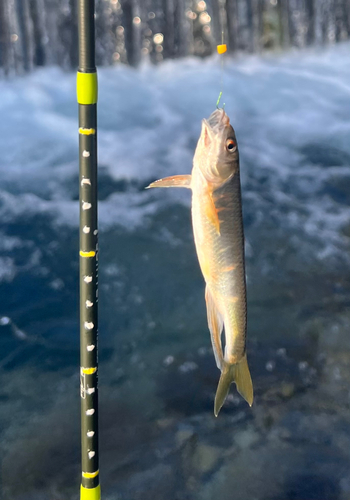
[[88, 451, 95, 459], [87, 344, 95, 352], [83, 150, 91, 158], [87, 387, 95, 394], [83, 226, 90, 234], [86, 300, 93, 308], [84, 276, 92, 283], [82, 202, 92, 210], [81, 178, 91, 186], [85, 322, 94, 330], [86, 408, 95, 416], [87, 431, 95, 437], [93, 229, 98, 235]]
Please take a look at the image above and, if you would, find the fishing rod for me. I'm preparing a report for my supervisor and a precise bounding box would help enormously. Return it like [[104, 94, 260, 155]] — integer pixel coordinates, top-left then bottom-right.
[[77, 0, 100, 499]]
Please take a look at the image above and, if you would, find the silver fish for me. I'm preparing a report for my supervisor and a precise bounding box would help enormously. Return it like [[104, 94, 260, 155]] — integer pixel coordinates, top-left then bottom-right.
[[147, 109, 253, 416]]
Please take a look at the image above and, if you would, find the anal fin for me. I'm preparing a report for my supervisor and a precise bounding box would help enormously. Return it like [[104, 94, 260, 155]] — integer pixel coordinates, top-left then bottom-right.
[[146, 175, 192, 189], [205, 286, 224, 370]]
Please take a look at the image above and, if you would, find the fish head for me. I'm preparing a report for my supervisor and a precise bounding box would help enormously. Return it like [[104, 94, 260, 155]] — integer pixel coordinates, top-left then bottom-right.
[[194, 109, 239, 184]]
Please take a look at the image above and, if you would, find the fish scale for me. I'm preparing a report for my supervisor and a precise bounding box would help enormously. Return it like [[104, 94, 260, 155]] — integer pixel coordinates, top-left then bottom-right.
[[192, 157, 247, 363]]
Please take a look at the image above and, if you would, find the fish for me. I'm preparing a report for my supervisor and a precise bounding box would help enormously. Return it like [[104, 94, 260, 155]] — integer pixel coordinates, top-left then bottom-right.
[[146, 108, 253, 416]]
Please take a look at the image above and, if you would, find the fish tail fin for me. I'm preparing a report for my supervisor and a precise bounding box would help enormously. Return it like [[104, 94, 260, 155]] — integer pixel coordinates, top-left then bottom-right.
[[214, 354, 253, 417], [235, 354, 254, 408]]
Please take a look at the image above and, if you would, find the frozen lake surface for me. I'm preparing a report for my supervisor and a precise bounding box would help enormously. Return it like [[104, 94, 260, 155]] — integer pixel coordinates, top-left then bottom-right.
[[0, 42, 350, 500]]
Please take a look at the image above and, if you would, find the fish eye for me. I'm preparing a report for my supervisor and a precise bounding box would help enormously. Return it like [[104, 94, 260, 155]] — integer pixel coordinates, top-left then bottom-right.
[[226, 138, 237, 153]]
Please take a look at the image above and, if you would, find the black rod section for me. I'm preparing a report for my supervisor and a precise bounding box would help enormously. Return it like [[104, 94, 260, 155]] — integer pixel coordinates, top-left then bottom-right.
[[78, 0, 95, 72], [77, 0, 100, 498]]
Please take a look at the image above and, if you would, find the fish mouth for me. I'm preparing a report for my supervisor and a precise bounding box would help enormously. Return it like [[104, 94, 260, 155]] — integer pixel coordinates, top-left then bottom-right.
[[206, 108, 230, 130]]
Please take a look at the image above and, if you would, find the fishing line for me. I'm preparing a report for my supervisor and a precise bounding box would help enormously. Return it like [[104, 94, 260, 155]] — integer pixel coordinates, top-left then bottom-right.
[[216, 11, 227, 109]]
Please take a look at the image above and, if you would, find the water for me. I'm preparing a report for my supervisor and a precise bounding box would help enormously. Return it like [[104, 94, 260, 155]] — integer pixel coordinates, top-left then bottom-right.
[[0, 42, 350, 499]]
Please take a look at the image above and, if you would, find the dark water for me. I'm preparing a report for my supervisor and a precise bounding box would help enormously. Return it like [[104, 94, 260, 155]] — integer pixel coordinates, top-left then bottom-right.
[[0, 43, 350, 499]]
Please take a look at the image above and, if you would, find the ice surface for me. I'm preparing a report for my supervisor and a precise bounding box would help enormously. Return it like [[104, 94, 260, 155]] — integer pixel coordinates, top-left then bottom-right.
[[1, 43, 350, 500], [0, 44, 349, 268]]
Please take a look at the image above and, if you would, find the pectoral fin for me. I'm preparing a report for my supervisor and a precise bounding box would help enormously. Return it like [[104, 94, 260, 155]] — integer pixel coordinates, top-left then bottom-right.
[[205, 286, 224, 370], [205, 192, 220, 235], [146, 175, 192, 189]]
